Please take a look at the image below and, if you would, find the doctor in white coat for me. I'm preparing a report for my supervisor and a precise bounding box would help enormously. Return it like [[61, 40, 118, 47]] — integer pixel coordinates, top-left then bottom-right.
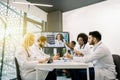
[[55, 33, 65, 47], [67, 31, 116, 80], [15, 33, 50, 80], [30, 36, 57, 80], [74, 33, 91, 56], [30, 36, 50, 61]]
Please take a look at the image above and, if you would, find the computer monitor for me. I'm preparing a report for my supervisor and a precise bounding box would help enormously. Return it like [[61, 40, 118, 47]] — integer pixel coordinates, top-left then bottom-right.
[[41, 32, 69, 48]]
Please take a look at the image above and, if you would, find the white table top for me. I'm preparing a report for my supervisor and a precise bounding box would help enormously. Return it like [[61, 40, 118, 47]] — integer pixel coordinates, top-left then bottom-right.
[[35, 59, 90, 80], [36, 60, 89, 69]]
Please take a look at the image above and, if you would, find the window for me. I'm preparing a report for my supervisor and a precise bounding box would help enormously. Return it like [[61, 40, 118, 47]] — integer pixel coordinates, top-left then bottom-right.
[[0, 1, 44, 80]]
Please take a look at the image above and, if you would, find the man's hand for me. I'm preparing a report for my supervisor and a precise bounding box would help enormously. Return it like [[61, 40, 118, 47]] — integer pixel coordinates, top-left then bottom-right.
[[53, 54, 60, 60], [65, 53, 73, 59], [74, 50, 84, 57]]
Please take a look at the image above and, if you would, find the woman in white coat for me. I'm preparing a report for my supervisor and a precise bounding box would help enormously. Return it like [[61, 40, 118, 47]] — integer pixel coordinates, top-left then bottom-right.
[[74, 33, 91, 56], [55, 33, 65, 47], [15, 33, 50, 80], [66, 31, 116, 80]]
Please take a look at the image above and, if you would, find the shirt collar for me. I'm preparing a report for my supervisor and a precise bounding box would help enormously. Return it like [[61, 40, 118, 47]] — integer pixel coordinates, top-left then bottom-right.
[[93, 41, 102, 51], [80, 44, 86, 49]]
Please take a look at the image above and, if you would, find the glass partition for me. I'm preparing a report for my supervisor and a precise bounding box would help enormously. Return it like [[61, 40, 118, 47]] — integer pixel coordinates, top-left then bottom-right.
[[0, 1, 43, 80]]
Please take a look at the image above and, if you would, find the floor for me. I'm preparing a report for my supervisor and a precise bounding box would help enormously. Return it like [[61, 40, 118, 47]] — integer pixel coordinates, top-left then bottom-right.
[[57, 76, 71, 80], [56, 69, 71, 80]]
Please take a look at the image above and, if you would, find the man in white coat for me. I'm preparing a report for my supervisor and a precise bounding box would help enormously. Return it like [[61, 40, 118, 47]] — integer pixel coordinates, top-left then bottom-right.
[[30, 35, 56, 80], [66, 31, 116, 80]]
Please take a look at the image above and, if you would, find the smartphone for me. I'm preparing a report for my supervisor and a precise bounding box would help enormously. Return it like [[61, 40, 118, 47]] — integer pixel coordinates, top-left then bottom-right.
[[47, 58, 53, 63], [68, 50, 71, 54]]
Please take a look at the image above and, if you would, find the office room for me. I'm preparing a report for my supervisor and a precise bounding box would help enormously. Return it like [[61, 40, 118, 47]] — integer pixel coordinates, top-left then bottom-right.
[[0, 0, 120, 80]]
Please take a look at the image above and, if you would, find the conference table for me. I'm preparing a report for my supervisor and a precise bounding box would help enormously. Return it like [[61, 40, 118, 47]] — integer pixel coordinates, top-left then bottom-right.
[[35, 59, 90, 80]]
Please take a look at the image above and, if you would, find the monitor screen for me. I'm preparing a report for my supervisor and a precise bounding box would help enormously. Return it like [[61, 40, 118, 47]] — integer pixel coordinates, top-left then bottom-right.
[[41, 32, 69, 47]]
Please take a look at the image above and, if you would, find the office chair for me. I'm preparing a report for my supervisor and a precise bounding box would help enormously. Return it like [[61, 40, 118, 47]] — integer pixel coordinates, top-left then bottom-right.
[[112, 54, 120, 80], [14, 57, 22, 80]]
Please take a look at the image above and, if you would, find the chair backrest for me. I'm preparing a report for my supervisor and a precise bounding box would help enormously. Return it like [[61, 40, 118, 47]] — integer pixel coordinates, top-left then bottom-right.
[[14, 57, 22, 80], [112, 54, 120, 80]]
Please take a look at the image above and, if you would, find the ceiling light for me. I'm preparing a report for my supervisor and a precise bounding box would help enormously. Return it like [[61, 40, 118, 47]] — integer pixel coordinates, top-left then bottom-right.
[[13, 1, 53, 7]]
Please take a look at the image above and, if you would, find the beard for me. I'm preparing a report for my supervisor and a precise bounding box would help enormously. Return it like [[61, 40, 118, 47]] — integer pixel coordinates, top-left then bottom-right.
[[89, 39, 95, 45], [39, 43, 45, 48]]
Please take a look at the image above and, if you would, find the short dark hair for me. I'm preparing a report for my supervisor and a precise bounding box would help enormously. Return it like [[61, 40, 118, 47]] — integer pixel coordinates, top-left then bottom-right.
[[77, 33, 88, 44], [89, 31, 101, 41], [71, 41, 76, 46]]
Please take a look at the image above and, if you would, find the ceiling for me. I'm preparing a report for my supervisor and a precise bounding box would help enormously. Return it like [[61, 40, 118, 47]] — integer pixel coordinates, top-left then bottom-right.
[[27, 0, 106, 13]]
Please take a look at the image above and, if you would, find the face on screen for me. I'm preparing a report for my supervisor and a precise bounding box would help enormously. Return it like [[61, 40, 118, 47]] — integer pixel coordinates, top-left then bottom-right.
[[56, 33, 64, 41]]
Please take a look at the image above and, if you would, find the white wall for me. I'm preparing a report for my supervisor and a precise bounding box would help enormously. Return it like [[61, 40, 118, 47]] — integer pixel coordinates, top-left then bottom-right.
[[63, 0, 120, 54], [2, 0, 47, 21]]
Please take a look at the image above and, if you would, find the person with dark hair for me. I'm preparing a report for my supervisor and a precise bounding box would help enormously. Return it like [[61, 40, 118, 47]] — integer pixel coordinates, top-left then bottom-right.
[[77, 33, 88, 44], [74, 33, 91, 56], [55, 33, 65, 47], [65, 33, 91, 79], [89, 31, 101, 41], [64, 41, 76, 78], [67, 31, 116, 80], [65, 41, 76, 56], [56, 33, 64, 41]]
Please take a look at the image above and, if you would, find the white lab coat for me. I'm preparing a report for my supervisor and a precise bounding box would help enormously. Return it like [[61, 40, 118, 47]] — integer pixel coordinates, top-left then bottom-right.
[[15, 47, 49, 80], [73, 41, 116, 80], [55, 40, 65, 47], [30, 43, 50, 60], [75, 43, 91, 55], [64, 43, 74, 55]]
